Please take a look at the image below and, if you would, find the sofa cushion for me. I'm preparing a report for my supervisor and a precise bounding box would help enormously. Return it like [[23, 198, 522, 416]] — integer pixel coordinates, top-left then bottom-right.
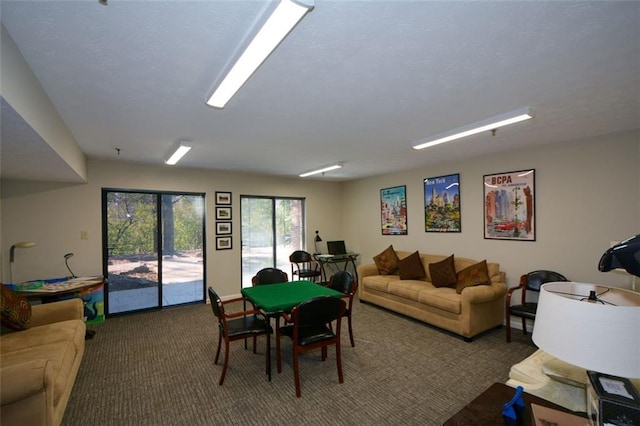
[[428, 255, 457, 287], [0, 285, 32, 331], [417, 287, 462, 314], [361, 274, 401, 293], [373, 245, 400, 275], [398, 251, 426, 280], [455, 260, 492, 294]]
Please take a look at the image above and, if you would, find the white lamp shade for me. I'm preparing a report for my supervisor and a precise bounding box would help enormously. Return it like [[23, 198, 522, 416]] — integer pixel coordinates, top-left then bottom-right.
[[532, 282, 640, 379]]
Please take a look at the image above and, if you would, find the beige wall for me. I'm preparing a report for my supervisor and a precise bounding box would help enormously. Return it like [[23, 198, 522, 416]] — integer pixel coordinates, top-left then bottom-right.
[[343, 130, 640, 290], [1, 159, 343, 297], [2, 131, 638, 300]]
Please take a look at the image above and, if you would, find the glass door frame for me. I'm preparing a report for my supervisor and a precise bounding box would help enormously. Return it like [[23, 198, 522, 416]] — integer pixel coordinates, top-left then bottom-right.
[[102, 188, 206, 316], [240, 195, 306, 288]]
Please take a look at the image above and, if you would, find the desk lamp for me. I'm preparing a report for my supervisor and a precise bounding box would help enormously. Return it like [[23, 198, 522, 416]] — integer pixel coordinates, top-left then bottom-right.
[[64, 252, 77, 278], [9, 241, 36, 284], [314, 230, 322, 255]]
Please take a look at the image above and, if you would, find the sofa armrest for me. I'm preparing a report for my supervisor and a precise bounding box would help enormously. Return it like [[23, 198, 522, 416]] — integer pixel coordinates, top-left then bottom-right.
[[357, 263, 380, 281], [460, 282, 507, 304], [30, 298, 84, 327], [1, 359, 52, 406]]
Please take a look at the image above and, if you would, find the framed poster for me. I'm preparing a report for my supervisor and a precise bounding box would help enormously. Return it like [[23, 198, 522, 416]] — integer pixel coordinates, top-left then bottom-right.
[[380, 185, 407, 235], [216, 222, 232, 235], [215, 206, 232, 220], [483, 169, 535, 241], [216, 236, 232, 250], [215, 191, 232, 205], [424, 173, 461, 232]]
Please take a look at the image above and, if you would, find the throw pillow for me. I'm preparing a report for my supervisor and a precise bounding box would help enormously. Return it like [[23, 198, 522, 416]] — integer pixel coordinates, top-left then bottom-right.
[[373, 245, 400, 275], [455, 260, 492, 294], [0, 284, 32, 331], [398, 251, 426, 280], [429, 255, 457, 288]]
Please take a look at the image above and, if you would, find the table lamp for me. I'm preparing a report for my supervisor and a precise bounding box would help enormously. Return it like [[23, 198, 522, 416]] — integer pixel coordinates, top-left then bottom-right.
[[314, 230, 322, 255], [532, 281, 640, 379], [9, 241, 36, 284]]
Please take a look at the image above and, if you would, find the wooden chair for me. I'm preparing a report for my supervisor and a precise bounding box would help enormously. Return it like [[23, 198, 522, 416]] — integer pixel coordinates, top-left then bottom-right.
[[249, 267, 288, 372], [505, 270, 568, 342], [328, 271, 358, 347], [279, 295, 346, 397], [251, 267, 288, 286], [207, 287, 272, 384], [289, 250, 322, 283]]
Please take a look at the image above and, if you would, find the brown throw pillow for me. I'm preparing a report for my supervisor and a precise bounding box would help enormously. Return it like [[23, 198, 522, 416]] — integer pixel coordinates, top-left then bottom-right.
[[429, 255, 457, 288], [456, 260, 492, 294], [0, 284, 32, 331], [373, 245, 399, 275], [398, 251, 426, 280]]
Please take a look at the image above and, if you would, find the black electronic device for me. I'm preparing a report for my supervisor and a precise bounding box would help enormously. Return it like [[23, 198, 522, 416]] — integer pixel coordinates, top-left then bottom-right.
[[326, 240, 347, 255]]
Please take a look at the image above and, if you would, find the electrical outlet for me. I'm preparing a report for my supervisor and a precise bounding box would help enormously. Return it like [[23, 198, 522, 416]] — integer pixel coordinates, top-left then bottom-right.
[[80, 230, 88, 240]]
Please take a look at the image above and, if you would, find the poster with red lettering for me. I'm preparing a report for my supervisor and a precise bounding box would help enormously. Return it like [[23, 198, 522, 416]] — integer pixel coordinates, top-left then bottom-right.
[[483, 169, 535, 241]]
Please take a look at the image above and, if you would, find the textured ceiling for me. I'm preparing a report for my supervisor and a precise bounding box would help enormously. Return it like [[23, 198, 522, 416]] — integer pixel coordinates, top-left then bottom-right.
[[1, 1, 639, 182]]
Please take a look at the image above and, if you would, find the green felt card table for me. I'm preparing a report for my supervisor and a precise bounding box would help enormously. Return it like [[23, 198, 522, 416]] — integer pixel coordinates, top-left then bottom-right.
[[241, 280, 342, 314], [241, 280, 343, 377]]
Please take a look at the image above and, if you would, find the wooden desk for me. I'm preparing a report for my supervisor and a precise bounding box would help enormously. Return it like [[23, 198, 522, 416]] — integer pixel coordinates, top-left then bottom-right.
[[444, 382, 583, 426]]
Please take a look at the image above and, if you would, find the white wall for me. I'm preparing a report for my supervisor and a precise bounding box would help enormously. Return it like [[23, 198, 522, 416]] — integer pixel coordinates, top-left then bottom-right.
[[343, 130, 640, 290], [1, 159, 343, 297]]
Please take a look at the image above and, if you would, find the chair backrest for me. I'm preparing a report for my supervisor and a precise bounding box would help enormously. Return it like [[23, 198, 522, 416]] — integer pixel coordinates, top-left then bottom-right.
[[329, 271, 355, 295], [293, 295, 345, 327], [207, 287, 225, 321], [289, 250, 313, 263], [524, 270, 568, 292], [253, 267, 288, 285]]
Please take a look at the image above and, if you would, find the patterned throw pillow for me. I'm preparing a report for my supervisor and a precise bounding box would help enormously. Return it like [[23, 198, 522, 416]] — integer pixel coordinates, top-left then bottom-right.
[[455, 260, 492, 294], [0, 284, 32, 331], [429, 255, 458, 288], [398, 251, 426, 280], [373, 245, 400, 275]]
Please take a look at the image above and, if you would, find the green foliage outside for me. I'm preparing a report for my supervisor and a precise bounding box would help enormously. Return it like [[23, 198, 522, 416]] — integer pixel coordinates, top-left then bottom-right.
[[107, 192, 203, 256]]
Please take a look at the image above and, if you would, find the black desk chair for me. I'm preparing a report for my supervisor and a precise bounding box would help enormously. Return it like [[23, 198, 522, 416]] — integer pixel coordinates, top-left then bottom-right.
[[208, 287, 272, 384], [279, 295, 346, 397], [505, 270, 568, 342], [328, 271, 358, 347], [290, 250, 322, 283]]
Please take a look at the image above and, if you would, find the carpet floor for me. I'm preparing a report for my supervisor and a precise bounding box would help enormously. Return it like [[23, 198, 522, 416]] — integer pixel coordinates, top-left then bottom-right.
[[63, 298, 536, 425]]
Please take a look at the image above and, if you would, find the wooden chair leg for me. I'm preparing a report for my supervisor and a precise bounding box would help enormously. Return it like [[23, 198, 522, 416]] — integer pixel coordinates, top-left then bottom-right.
[[522, 318, 528, 335], [293, 349, 301, 398], [265, 331, 271, 381], [219, 340, 230, 385], [335, 342, 344, 384], [214, 331, 222, 363], [252, 336, 257, 354], [347, 315, 355, 347]]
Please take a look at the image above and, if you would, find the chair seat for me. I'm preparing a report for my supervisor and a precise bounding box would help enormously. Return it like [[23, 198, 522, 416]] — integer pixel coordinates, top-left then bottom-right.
[[280, 324, 336, 346], [509, 303, 537, 320], [223, 316, 272, 338]]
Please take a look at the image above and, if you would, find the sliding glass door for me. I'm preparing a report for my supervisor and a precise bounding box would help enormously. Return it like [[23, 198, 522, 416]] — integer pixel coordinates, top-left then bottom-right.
[[240, 196, 305, 288], [103, 190, 205, 315]]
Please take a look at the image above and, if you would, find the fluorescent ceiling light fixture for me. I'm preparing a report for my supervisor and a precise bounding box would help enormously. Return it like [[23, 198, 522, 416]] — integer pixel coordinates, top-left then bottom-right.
[[299, 163, 343, 178], [206, 0, 314, 109], [412, 107, 533, 150], [165, 142, 192, 165]]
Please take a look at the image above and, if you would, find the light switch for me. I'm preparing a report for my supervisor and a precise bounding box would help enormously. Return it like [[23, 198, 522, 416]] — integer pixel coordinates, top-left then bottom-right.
[[81, 230, 88, 240]]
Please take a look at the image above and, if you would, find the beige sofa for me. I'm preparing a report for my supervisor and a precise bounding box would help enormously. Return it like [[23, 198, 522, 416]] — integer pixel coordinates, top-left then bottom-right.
[[357, 250, 507, 340], [1, 298, 86, 426]]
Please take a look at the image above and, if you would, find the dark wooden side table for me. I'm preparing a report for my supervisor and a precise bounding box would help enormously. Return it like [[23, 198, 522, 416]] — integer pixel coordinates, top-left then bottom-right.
[[444, 382, 580, 426]]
